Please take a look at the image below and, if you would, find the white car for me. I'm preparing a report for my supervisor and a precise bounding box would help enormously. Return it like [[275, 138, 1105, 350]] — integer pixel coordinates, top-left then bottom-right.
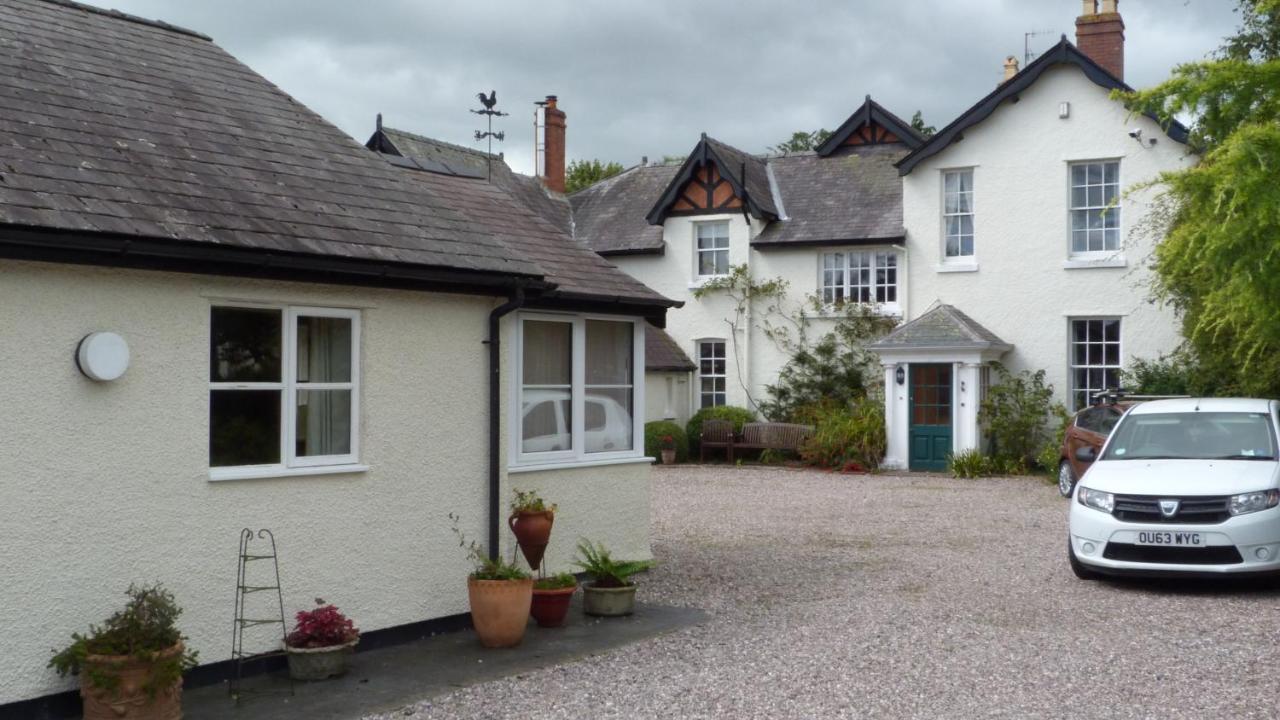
[[1068, 398, 1280, 579], [521, 389, 633, 454]]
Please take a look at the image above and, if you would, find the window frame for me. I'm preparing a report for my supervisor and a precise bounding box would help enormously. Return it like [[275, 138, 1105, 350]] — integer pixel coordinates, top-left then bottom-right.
[[941, 168, 976, 263], [1068, 316, 1122, 412], [818, 249, 900, 314], [697, 339, 728, 409], [512, 311, 646, 468], [1067, 159, 1122, 259], [693, 220, 731, 280], [208, 303, 362, 481]]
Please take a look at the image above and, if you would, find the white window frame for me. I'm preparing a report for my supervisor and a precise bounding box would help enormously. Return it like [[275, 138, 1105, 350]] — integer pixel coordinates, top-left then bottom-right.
[[697, 339, 727, 409], [1068, 317, 1122, 411], [1068, 159, 1122, 260], [818, 249, 900, 314], [511, 312, 645, 468], [694, 220, 731, 279], [941, 168, 975, 264], [208, 303, 362, 481]]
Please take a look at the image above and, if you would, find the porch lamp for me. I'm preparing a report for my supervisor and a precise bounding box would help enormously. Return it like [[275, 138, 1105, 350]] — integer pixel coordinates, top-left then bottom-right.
[[895, 366, 905, 385]]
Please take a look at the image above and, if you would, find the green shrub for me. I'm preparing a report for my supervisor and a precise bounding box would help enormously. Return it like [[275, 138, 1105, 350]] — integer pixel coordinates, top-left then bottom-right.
[[948, 450, 1029, 478], [979, 365, 1068, 469], [1036, 413, 1072, 478], [798, 401, 885, 471], [644, 420, 689, 463], [686, 406, 756, 456], [573, 540, 655, 588]]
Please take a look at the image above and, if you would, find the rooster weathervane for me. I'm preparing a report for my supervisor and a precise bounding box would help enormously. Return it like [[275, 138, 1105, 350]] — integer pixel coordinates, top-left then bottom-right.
[[472, 90, 508, 181]]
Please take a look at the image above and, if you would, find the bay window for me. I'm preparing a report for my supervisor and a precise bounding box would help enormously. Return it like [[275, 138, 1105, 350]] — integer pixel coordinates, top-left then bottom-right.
[[209, 305, 360, 478], [516, 314, 644, 465]]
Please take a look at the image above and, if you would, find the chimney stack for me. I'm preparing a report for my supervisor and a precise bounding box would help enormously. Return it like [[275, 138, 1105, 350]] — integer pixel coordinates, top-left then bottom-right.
[[1076, 0, 1124, 80], [1003, 56, 1020, 82], [541, 95, 566, 194]]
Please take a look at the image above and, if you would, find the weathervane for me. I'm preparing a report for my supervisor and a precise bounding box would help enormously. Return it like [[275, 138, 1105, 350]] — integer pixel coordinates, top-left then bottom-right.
[[472, 90, 508, 181]]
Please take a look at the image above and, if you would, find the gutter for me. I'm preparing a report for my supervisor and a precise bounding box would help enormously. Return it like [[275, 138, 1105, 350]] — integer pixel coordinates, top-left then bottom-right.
[[486, 285, 527, 561]]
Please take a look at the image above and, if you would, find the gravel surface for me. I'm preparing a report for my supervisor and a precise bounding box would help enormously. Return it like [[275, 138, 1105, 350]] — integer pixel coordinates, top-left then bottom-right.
[[366, 466, 1280, 719]]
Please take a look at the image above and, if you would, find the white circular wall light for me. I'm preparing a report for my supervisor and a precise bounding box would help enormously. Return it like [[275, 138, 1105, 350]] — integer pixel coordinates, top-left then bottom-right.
[[76, 332, 130, 381]]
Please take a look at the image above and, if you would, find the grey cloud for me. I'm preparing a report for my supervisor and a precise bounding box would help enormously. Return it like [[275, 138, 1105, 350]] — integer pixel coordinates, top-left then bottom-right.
[[94, 0, 1239, 175]]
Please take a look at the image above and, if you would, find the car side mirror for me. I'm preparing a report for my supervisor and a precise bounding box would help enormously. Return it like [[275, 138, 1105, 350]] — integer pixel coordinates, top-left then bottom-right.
[[1074, 446, 1097, 463]]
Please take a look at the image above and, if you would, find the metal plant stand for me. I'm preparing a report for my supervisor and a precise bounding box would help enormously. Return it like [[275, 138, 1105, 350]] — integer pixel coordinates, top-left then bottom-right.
[[229, 528, 293, 701]]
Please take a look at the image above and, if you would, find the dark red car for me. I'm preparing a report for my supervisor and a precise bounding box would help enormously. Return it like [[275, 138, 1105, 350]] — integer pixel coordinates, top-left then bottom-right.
[[1056, 402, 1132, 497]]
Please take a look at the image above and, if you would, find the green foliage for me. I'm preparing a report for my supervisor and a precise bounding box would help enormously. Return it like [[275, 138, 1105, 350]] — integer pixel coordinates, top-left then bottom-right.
[[948, 450, 1029, 478], [759, 302, 895, 423], [510, 488, 556, 514], [572, 540, 654, 588], [49, 584, 197, 699], [644, 420, 689, 462], [564, 158, 625, 194], [534, 572, 578, 590], [797, 401, 886, 472], [910, 110, 937, 137], [1117, 0, 1280, 397], [770, 129, 833, 154], [686, 405, 756, 455], [979, 365, 1068, 468], [1035, 412, 1072, 479], [448, 513, 531, 581]]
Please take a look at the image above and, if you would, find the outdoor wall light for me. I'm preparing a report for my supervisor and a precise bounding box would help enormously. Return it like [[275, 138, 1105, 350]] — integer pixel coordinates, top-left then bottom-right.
[[895, 366, 905, 385], [76, 332, 130, 381]]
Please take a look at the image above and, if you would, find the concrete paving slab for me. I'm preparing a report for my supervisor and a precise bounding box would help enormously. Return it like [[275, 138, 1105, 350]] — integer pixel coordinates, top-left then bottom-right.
[[183, 598, 706, 720]]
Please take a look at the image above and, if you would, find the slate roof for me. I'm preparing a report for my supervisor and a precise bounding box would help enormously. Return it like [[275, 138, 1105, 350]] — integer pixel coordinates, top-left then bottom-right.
[[869, 304, 1010, 351], [645, 322, 696, 372], [753, 145, 907, 247], [569, 164, 678, 255], [897, 36, 1191, 176]]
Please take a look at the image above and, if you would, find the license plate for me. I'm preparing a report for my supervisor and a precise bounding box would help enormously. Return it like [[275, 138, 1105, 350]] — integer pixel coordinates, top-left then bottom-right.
[[1135, 531, 1203, 546]]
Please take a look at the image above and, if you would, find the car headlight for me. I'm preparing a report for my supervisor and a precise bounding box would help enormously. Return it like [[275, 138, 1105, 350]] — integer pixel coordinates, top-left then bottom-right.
[[1229, 489, 1280, 516], [1077, 487, 1115, 514]]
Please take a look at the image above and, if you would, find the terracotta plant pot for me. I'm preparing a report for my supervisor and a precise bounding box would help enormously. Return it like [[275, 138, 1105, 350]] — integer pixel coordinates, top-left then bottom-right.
[[583, 583, 638, 617], [661, 449, 676, 465], [80, 642, 184, 720], [284, 638, 358, 680], [467, 577, 533, 648], [530, 584, 577, 628], [508, 510, 555, 570]]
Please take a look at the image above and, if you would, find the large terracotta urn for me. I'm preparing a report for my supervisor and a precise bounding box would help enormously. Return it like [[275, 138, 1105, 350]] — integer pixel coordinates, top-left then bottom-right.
[[467, 577, 533, 648], [508, 510, 555, 570], [80, 643, 184, 720]]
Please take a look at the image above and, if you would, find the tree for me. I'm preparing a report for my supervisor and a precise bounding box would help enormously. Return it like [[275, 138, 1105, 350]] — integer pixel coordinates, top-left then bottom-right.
[[769, 129, 832, 154], [910, 110, 936, 137], [1119, 0, 1280, 397], [564, 159, 624, 194]]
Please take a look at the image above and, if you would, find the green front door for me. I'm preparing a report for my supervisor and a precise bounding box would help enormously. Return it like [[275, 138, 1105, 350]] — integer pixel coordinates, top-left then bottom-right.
[[909, 364, 953, 471]]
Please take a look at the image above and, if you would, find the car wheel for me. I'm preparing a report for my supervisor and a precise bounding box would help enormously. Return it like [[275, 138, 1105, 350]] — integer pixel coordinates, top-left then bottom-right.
[[1057, 460, 1077, 498], [1068, 538, 1098, 580]]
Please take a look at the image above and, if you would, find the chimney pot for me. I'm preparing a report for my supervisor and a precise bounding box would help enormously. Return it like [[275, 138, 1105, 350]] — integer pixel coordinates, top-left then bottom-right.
[[1081, 0, 1095, 15], [1003, 56, 1020, 81], [1100, 0, 1117, 12]]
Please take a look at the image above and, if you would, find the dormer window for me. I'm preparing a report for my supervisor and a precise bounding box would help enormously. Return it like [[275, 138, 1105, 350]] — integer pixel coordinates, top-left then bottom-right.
[[696, 221, 730, 277]]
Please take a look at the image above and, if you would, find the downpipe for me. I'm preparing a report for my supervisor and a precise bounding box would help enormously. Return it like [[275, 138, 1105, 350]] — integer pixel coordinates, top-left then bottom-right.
[[486, 286, 525, 561]]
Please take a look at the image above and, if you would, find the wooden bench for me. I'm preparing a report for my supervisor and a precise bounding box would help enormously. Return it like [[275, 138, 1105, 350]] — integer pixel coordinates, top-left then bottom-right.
[[699, 420, 815, 462]]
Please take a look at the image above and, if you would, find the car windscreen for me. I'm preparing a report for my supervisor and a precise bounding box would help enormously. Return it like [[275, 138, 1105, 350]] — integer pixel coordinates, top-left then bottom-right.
[[1102, 411, 1277, 461]]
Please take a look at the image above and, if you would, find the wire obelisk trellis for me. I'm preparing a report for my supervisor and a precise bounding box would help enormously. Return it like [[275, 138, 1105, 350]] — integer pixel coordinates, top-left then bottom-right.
[[229, 528, 293, 701], [472, 90, 508, 182]]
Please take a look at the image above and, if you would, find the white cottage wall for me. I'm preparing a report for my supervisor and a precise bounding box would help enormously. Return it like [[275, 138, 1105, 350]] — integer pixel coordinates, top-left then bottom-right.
[[902, 65, 1193, 409], [0, 260, 651, 705]]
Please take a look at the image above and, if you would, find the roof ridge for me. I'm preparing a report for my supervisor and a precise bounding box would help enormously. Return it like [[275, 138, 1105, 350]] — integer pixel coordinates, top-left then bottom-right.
[[383, 126, 497, 160], [36, 0, 211, 41]]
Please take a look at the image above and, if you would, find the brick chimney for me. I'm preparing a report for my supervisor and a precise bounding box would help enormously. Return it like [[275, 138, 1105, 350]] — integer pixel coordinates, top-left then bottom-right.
[[541, 95, 566, 194], [1076, 0, 1124, 80]]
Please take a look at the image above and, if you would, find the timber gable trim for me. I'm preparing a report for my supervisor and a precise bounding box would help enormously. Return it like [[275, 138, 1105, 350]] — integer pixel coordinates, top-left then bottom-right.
[[815, 96, 926, 156], [645, 134, 777, 226]]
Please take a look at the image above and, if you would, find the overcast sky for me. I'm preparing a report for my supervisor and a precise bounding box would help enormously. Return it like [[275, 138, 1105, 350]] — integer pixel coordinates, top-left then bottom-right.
[[89, 0, 1239, 175]]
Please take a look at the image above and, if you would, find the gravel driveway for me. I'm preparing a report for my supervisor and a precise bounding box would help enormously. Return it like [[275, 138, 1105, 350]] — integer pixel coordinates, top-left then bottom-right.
[[369, 466, 1280, 719]]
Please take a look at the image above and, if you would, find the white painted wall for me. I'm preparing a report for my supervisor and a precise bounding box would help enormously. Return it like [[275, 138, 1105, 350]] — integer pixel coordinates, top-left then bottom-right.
[[0, 259, 650, 705], [901, 65, 1194, 410], [644, 370, 692, 426]]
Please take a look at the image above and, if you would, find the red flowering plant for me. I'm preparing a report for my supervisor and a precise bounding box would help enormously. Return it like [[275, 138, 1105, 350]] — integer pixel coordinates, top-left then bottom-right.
[[660, 435, 676, 451], [285, 599, 359, 649]]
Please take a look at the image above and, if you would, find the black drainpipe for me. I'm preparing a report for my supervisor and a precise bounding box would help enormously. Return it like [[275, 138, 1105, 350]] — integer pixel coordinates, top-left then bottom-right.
[[486, 285, 526, 560]]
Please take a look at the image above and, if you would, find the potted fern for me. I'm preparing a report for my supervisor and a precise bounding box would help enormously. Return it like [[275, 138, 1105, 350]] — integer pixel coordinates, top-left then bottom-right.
[[48, 584, 197, 720], [508, 488, 556, 570], [573, 540, 654, 617], [451, 513, 533, 648], [530, 572, 578, 628], [283, 599, 359, 680]]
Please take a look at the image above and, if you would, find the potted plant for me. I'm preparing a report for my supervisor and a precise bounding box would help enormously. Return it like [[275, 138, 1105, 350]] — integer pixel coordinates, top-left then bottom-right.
[[508, 488, 557, 570], [452, 513, 533, 648], [573, 540, 655, 617], [530, 572, 578, 628], [659, 434, 677, 465], [48, 584, 197, 720], [283, 599, 359, 680]]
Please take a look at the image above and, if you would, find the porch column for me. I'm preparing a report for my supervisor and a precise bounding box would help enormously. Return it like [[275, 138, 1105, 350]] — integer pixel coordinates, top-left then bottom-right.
[[882, 362, 907, 470], [956, 362, 983, 454]]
